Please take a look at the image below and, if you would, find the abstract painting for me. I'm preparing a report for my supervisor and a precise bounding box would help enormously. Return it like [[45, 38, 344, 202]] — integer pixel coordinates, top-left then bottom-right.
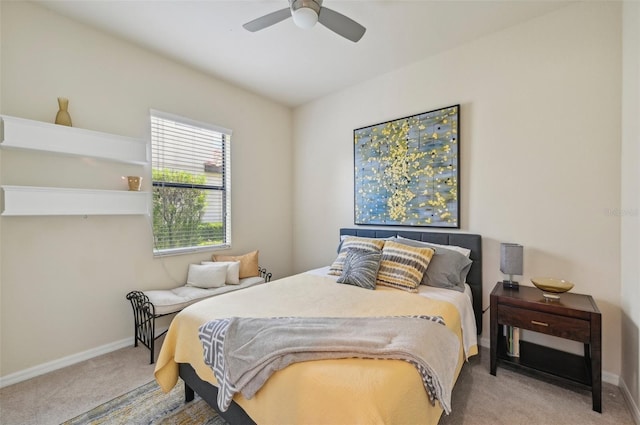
[[354, 104, 459, 228]]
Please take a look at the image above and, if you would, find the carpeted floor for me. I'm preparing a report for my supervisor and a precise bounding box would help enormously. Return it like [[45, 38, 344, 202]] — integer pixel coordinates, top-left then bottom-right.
[[440, 351, 634, 425], [0, 343, 160, 425], [62, 349, 635, 425], [1, 345, 636, 424]]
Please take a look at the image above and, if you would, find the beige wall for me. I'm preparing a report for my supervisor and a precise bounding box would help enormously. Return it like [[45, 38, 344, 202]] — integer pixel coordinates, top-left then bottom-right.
[[621, 0, 640, 418], [293, 1, 624, 379], [0, 1, 293, 377]]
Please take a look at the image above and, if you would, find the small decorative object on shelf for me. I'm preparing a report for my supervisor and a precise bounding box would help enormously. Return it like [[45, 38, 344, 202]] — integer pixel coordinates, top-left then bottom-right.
[[531, 277, 574, 300], [55, 97, 72, 127], [125, 176, 143, 191]]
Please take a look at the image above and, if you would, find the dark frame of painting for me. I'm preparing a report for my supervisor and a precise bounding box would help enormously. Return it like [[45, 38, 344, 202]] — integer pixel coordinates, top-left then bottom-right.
[[354, 104, 460, 228]]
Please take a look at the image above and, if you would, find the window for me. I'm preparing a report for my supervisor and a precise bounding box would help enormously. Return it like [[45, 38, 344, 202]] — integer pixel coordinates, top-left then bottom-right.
[[150, 110, 231, 255]]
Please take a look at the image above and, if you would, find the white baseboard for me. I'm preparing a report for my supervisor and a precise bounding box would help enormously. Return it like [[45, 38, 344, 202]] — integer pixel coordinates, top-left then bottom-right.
[[620, 377, 640, 425], [0, 337, 131, 389], [0, 326, 170, 389], [477, 336, 620, 386]]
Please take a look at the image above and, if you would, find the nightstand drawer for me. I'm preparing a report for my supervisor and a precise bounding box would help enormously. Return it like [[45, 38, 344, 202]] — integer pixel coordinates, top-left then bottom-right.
[[497, 304, 590, 343]]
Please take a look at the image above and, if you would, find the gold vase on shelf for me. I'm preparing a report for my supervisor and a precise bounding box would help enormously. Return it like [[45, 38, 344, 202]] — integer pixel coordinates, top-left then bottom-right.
[[55, 97, 72, 126], [125, 176, 142, 191]]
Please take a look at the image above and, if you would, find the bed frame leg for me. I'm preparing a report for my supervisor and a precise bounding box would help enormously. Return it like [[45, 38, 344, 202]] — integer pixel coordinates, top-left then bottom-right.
[[185, 382, 195, 402]]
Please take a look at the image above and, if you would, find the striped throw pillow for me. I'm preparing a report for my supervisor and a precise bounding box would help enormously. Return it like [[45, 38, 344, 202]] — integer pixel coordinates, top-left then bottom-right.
[[336, 248, 382, 290], [376, 241, 435, 292], [329, 237, 385, 275]]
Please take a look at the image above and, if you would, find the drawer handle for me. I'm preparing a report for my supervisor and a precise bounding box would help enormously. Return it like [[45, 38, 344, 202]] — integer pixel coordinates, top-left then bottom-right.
[[531, 320, 549, 327]]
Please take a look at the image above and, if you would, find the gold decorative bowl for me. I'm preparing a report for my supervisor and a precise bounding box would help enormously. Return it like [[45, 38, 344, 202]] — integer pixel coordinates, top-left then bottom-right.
[[531, 277, 574, 299]]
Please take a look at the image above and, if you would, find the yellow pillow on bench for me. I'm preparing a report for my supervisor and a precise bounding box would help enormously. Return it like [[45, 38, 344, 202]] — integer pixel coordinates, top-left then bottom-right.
[[213, 250, 259, 278]]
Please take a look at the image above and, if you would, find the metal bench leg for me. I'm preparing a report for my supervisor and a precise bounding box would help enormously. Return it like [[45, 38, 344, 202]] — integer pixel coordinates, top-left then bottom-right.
[[150, 314, 155, 364], [126, 291, 160, 364]]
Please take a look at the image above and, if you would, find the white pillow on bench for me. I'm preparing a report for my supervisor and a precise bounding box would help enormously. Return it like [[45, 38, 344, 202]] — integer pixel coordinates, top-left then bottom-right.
[[201, 261, 241, 285], [185, 263, 228, 289], [144, 276, 265, 316]]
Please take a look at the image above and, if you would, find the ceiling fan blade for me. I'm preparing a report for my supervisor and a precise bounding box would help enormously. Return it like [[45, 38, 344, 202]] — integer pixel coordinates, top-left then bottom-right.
[[243, 8, 292, 32], [318, 7, 366, 42]]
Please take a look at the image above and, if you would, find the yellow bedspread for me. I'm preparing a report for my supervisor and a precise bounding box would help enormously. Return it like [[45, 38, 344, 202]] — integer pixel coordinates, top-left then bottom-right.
[[155, 272, 475, 425]]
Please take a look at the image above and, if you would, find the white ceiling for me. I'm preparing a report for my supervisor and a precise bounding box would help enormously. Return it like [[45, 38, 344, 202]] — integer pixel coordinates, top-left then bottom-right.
[[35, 0, 572, 107]]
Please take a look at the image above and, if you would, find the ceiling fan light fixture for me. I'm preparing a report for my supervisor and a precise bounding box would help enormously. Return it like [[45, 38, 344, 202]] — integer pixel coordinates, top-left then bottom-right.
[[292, 7, 318, 29], [244, 0, 366, 43]]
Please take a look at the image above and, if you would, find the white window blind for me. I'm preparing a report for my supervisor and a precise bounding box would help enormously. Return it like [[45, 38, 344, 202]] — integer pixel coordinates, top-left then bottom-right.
[[150, 110, 231, 255]]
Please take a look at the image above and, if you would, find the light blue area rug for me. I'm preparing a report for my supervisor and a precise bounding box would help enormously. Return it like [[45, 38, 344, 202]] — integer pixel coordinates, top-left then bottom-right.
[[62, 380, 227, 425]]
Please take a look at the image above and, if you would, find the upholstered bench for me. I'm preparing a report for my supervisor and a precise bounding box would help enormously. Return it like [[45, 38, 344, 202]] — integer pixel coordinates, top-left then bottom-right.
[[127, 266, 272, 364]]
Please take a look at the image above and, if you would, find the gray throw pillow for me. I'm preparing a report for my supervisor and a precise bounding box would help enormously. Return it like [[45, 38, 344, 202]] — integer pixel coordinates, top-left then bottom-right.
[[336, 248, 382, 290], [389, 237, 472, 292]]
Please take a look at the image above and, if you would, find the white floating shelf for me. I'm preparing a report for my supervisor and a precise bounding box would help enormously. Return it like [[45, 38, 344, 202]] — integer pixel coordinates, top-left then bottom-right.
[[0, 115, 148, 164], [1, 186, 150, 216]]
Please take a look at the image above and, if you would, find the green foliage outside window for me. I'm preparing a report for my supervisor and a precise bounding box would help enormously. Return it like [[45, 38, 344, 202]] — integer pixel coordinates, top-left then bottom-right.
[[152, 169, 223, 250], [197, 222, 224, 246]]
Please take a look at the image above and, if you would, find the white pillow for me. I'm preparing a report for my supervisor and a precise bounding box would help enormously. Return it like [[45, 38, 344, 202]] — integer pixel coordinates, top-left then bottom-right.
[[186, 263, 228, 289], [201, 261, 241, 285], [396, 235, 471, 258]]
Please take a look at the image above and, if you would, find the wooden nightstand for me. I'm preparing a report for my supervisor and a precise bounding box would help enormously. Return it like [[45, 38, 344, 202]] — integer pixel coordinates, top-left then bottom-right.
[[490, 283, 602, 412]]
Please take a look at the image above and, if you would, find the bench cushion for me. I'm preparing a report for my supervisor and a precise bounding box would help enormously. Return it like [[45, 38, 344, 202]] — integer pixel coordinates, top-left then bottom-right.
[[145, 276, 265, 315]]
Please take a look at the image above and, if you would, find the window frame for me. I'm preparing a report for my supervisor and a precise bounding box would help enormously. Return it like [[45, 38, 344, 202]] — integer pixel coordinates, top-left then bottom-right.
[[150, 109, 232, 257]]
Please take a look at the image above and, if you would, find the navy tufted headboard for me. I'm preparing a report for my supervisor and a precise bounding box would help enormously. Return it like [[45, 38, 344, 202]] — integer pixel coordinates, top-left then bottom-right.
[[340, 228, 483, 334]]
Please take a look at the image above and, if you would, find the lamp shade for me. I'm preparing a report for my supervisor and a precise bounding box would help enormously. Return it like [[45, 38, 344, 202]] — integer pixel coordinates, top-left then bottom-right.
[[500, 243, 523, 276]]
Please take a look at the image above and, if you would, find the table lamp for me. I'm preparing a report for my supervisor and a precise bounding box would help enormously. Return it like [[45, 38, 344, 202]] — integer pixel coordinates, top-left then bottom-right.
[[501, 243, 523, 289]]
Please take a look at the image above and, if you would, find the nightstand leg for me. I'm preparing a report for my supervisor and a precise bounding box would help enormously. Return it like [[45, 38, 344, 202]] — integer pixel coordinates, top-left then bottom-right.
[[490, 295, 498, 375], [591, 313, 602, 413]]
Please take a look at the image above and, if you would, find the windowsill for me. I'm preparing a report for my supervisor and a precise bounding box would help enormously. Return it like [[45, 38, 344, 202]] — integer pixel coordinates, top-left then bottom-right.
[[153, 244, 231, 257]]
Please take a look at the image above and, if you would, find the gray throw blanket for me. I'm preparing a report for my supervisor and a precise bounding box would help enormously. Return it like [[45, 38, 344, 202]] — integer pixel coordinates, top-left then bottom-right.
[[198, 315, 460, 414]]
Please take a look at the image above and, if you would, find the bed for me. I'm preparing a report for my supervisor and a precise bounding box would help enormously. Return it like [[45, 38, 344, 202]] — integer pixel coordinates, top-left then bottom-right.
[[154, 228, 483, 425]]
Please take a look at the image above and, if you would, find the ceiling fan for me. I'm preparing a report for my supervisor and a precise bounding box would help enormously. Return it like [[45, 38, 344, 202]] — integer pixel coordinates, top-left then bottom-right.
[[243, 0, 366, 43]]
